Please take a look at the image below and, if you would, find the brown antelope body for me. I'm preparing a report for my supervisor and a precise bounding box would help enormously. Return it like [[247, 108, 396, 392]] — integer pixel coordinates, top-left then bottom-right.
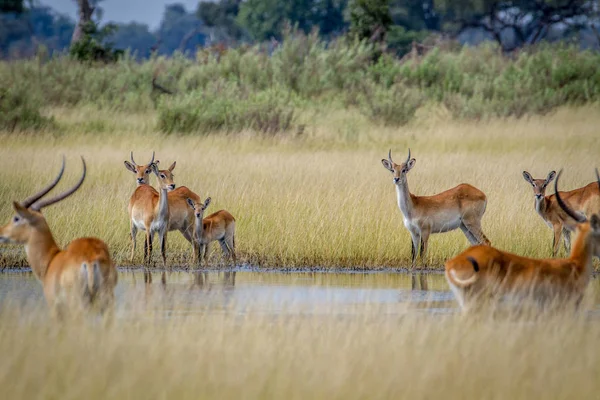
[[126, 152, 170, 265], [381, 149, 490, 267], [522, 170, 600, 256], [446, 170, 600, 312], [125, 153, 202, 264], [186, 197, 236, 267], [0, 157, 117, 317]]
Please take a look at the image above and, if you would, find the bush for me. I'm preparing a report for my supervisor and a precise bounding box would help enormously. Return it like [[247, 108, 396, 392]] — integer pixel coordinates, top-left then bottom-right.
[[157, 85, 295, 134], [1, 37, 600, 129], [358, 82, 424, 126], [0, 85, 53, 131]]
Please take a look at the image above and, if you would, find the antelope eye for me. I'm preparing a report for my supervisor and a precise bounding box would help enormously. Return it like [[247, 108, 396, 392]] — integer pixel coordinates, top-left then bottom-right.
[[160, 174, 165, 179], [145, 169, 151, 174], [13, 216, 20, 223]]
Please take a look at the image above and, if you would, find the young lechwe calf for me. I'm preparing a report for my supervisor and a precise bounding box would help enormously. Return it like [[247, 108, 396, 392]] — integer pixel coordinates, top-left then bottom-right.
[[522, 170, 600, 256], [186, 197, 236, 267], [0, 157, 117, 317], [381, 149, 490, 268], [445, 170, 600, 313]]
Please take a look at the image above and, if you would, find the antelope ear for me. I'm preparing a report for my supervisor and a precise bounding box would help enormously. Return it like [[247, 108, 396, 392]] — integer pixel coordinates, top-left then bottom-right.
[[406, 158, 416, 170], [124, 161, 136, 173], [522, 171, 533, 184], [168, 161, 176, 172], [591, 214, 600, 232], [186, 198, 195, 209], [12, 202, 33, 219], [545, 171, 556, 184], [204, 197, 212, 209], [381, 159, 393, 172]]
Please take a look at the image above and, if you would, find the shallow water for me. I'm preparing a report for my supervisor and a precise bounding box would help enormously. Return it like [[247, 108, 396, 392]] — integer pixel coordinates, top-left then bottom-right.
[[1, 269, 599, 317]]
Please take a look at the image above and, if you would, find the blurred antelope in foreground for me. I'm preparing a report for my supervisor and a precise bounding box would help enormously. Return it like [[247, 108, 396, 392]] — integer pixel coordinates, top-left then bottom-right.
[[445, 170, 600, 313], [126, 152, 171, 266], [381, 149, 490, 268], [186, 197, 236, 267], [522, 170, 600, 256], [0, 157, 117, 317]]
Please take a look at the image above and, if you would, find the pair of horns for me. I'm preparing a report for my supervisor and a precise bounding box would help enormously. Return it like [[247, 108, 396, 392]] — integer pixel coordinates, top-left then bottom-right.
[[554, 168, 600, 223], [388, 148, 411, 165], [130, 151, 155, 166], [21, 156, 87, 211]]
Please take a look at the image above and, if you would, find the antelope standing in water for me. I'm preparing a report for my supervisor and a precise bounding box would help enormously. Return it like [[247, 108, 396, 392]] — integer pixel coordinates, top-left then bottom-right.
[[381, 149, 490, 268], [522, 170, 600, 256], [445, 170, 600, 312], [186, 197, 236, 267], [0, 157, 117, 317], [126, 152, 171, 266], [125, 152, 202, 264]]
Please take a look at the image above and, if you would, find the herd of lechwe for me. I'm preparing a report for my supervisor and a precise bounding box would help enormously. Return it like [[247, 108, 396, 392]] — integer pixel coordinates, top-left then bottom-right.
[[0, 149, 599, 317]]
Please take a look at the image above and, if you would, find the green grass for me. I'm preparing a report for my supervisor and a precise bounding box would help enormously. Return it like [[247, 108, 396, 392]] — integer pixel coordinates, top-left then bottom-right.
[[0, 105, 598, 269]]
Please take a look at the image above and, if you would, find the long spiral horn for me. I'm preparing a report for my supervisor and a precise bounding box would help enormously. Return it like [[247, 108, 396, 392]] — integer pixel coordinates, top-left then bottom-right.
[[21, 156, 65, 208], [554, 169, 586, 224], [31, 157, 87, 211]]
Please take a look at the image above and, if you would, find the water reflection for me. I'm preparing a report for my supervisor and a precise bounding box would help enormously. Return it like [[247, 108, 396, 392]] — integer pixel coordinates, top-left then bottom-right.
[[0, 269, 598, 318]]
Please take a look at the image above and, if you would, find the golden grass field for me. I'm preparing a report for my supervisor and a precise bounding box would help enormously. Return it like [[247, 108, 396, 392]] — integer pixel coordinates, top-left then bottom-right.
[[1, 293, 600, 399], [2, 106, 600, 399], [0, 105, 599, 269]]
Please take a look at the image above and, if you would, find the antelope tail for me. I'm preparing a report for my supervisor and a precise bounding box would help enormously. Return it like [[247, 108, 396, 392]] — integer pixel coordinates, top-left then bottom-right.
[[81, 262, 102, 300], [448, 257, 480, 287]]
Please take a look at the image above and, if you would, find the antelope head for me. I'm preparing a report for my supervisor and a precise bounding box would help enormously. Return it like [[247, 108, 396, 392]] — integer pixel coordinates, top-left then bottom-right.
[[124, 151, 155, 186], [554, 169, 600, 257], [186, 197, 211, 220], [151, 161, 177, 191], [522, 170, 556, 201], [0, 157, 86, 244], [381, 149, 416, 185]]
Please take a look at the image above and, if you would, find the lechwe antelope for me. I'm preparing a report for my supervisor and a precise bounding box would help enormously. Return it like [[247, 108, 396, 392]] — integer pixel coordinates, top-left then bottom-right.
[[0, 157, 117, 317], [127, 154, 172, 266], [125, 152, 202, 264], [445, 170, 600, 312], [381, 149, 490, 268], [186, 197, 236, 267], [522, 170, 600, 256]]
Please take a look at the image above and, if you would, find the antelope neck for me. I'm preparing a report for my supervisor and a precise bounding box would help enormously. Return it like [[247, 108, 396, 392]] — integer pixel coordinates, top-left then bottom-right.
[[395, 179, 414, 218], [26, 225, 60, 280]]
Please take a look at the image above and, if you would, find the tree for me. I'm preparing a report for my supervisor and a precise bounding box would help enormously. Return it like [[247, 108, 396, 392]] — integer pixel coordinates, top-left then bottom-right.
[[71, 0, 95, 44], [349, 0, 392, 44], [0, 0, 23, 14], [197, 0, 245, 43], [156, 3, 206, 55], [237, 0, 347, 41], [109, 22, 156, 59], [436, 0, 594, 52]]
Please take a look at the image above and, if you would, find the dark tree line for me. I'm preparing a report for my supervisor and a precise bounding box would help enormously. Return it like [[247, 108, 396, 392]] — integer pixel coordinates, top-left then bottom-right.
[[1, 0, 599, 59]]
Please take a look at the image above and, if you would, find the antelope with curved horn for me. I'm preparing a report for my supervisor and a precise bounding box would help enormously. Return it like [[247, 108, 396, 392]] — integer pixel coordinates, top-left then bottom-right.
[[126, 153, 172, 266], [381, 149, 490, 268], [124, 151, 156, 186], [522, 170, 600, 256], [445, 169, 600, 312], [0, 157, 117, 317], [186, 197, 236, 267], [125, 153, 202, 264]]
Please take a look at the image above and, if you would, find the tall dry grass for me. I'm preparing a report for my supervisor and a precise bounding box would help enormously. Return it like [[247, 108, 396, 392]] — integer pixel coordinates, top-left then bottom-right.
[[0, 296, 599, 399], [0, 105, 598, 269]]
